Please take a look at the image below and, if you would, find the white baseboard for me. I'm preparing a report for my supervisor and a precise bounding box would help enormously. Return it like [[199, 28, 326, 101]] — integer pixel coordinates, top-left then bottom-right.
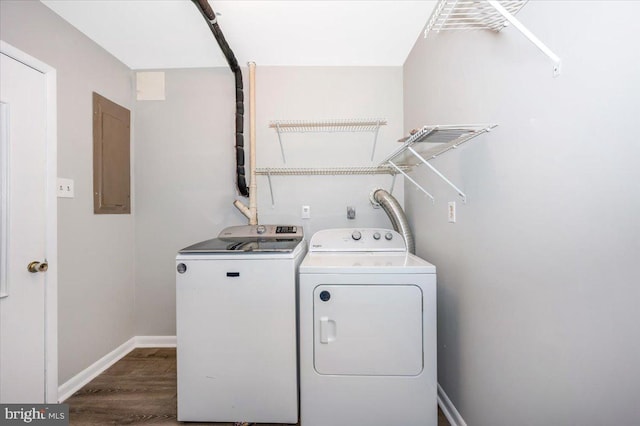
[[58, 335, 176, 402], [135, 335, 176, 347], [58, 337, 136, 402], [438, 383, 467, 426]]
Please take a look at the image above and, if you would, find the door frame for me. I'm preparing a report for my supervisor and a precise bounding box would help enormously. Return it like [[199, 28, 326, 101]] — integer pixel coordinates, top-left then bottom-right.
[[0, 40, 58, 403]]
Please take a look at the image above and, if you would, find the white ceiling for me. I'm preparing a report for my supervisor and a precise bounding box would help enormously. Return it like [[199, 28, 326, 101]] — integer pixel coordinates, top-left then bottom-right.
[[40, 0, 437, 69]]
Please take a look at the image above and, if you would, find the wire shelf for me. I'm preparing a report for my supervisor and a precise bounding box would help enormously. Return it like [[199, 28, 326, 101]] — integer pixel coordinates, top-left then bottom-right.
[[256, 165, 405, 207], [423, 0, 560, 76], [381, 124, 496, 167], [269, 118, 387, 133], [269, 118, 388, 162], [255, 166, 406, 176], [380, 124, 497, 203], [425, 0, 528, 35]]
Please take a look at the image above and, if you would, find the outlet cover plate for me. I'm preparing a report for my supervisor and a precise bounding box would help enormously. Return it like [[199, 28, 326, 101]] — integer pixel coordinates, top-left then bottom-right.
[[301, 205, 311, 219], [448, 201, 456, 223], [57, 178, 74, 198]]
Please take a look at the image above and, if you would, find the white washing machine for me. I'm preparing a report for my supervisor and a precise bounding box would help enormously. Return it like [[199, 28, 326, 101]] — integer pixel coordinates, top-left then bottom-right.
[[176, 225, 306, 423], [299, 228, 437, 426]]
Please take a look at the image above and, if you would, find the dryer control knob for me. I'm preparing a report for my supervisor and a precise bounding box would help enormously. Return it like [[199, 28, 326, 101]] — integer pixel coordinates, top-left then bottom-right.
[[256, 225, 267, 234], [385, 232, 393, 240], [351, 230, 362, 241], [373, 232, 381, 240]]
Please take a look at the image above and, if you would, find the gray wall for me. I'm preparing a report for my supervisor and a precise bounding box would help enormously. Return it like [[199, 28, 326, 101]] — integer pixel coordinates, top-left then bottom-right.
[[0, 1, 135, 384], [134, 68, 238, 335], [403, 1, 640, 425], [134, 66, 404, 335]]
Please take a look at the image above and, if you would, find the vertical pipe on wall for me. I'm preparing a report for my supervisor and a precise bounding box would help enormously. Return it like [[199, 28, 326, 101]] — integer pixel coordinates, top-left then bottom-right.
[[248, 62, 258, 225], [192, 0, 249, 197]]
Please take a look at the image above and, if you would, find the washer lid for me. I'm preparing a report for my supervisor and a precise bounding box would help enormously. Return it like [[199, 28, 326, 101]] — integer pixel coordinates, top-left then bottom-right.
[[179, 237, 303, 254], [179, 224, 304, 254], [300, 252, 435, 274]]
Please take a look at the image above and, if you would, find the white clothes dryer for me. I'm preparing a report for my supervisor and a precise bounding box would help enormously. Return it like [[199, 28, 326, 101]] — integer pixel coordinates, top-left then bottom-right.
[[299, 228, 437, 426]]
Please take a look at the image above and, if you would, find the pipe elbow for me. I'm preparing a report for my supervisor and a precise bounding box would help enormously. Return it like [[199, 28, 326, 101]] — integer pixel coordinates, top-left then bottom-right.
[[373, 188, 415, 254], [233, 200, 252, 220]]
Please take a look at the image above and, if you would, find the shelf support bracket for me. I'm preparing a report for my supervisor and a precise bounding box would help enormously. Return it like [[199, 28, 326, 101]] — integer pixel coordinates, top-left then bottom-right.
[[407, 147, 467, 203], [275, 123, 287, 163], [266, 169, 275, 208], [388, 161, 435, 204], [389, 173, 397, 195], [370, 120, 381, 161], [487, 0, 561, 77]]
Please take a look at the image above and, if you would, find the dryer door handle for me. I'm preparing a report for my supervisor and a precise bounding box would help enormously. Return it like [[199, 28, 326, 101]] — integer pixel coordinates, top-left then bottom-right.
[[319, 317, 337, 344]]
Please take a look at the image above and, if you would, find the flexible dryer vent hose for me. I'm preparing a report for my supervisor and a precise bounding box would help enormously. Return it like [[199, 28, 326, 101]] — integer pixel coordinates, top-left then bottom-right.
[[373, 189, 415, 254], [193, 0, 249, 197]]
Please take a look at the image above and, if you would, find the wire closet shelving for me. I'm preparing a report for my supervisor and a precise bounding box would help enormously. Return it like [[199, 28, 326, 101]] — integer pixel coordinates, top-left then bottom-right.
[[379, 124, 497, 203], [261, 116, 498, 206], [269, 118, 387, 162], [255, 164, 413, 208], [425, 0, 561, 76], [260, 118, 394, 206]]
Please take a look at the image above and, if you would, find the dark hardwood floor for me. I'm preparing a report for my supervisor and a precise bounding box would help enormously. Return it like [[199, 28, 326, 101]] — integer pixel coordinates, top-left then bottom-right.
[[65, 348, 450, 426]]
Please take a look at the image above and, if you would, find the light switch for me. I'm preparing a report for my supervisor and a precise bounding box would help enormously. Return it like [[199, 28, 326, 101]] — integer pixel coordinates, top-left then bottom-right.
[[57, 178, 74, 198]]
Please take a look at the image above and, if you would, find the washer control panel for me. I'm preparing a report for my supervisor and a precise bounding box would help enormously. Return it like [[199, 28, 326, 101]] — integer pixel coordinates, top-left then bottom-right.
[[309, 228, 406, 252], [218, 224, 302, 239]]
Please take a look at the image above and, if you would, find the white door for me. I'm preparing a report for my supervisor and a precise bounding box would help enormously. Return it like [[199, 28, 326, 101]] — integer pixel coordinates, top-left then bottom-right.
[[313, 284, 423, 376], [0, 52, 49, 403]]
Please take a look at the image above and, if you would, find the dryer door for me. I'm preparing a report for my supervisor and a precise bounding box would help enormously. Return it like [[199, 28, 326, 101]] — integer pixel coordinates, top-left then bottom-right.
[[313, 285, 423, 376]]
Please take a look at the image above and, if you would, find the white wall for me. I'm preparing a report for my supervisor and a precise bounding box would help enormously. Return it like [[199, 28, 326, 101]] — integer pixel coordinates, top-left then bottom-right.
[[255, 67, 404, 237], [0, 1, 135, 384], [134, 66, 404, 335], [403, 1, 640, 425]]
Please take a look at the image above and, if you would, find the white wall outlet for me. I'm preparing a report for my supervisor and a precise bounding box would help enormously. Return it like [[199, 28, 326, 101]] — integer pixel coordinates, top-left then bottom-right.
[[448, 201, 456, 223], [57, 178, 74, 198], [301, 205, 311, 219]]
